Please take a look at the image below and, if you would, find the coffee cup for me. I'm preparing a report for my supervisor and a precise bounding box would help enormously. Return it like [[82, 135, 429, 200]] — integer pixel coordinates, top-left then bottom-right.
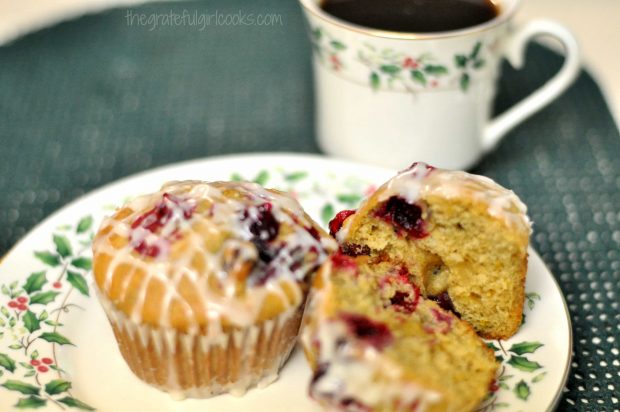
[[298, 0, 580, 170]]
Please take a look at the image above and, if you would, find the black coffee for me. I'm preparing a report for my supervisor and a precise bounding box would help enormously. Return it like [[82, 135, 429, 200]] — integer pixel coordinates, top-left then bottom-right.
[[320, 0, 500, 33]]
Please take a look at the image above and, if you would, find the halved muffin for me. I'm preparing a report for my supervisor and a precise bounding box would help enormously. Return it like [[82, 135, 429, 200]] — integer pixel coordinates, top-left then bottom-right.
[[331, 162, 531, 339], [302, 253, 498, 412]]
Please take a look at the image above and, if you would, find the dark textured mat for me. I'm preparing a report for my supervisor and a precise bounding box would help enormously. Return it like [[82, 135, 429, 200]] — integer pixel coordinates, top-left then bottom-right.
[[0, 1, 618, 410]]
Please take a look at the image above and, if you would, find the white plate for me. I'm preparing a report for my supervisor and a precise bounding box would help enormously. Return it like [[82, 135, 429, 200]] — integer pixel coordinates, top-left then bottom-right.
[[0, 153, 571, 411]]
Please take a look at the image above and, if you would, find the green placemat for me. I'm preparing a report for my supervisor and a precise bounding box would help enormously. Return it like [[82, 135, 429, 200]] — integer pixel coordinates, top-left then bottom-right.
[[0, 1, 618, 410]]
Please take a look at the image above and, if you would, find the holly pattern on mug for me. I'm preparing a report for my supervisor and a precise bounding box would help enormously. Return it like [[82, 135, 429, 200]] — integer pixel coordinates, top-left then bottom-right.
[[308, 25, 492, 94], [358, 43, 449, 92], [309, 26, 348, 72], [454, 41, 487, 92]]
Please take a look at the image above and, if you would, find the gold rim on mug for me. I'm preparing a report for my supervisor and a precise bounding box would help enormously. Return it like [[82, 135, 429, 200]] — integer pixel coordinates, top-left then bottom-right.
[[298, 0, 520, 41]]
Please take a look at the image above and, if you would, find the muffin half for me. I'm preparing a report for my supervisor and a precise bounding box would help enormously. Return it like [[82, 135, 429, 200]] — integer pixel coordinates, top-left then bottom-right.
[[331, 162, 531, 339], [302, 253, 498, 412]]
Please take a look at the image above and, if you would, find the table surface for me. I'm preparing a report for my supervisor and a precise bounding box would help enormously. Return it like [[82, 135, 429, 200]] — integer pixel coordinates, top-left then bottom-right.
[[518, 0, 620, 127], [0, 1, 619, 412]]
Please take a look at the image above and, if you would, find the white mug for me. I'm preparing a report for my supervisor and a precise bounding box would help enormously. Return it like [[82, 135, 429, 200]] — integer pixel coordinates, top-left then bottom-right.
[[298, 0, 580, 170]]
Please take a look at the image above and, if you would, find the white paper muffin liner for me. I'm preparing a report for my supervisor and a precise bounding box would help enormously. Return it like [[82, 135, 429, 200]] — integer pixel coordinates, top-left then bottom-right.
[[96, 291, 303, 399]]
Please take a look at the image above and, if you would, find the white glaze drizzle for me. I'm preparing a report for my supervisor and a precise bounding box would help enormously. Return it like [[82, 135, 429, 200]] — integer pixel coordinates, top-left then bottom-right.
[[337, 162, 532, 241], [301, 262, 442, 412], [93, 180, 336, 332], [310, 320, 441, 412]]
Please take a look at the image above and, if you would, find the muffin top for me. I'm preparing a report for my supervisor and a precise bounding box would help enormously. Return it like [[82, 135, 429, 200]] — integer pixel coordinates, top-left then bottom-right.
[[334, 162, 532, 241], [93, 180, 337, 332]]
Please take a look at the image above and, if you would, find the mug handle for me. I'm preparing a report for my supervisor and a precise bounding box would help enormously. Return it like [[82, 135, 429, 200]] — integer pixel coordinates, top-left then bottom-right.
[[482, 20, 581, 152]]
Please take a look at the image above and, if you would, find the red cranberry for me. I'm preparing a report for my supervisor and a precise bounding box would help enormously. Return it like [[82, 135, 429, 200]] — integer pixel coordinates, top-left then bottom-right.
[[390, 292, 409, 307], [328, 210, 356, 237], [341, 243, 371, 257], [7, 301, 17, 308], [41, 358, 53, 365], [489, 380, 500, 393], [306, 226, 321, 241], [249, 265, 275, 286], [374, 196, 428, 239], [408, 400, 421, 412], [389, 289, 420, 314], [246, 203, 280, 265], [133, 243, 161, 258], [246, 204, 327, 287], [53, 282, 62, 289], [17, 304, 27, 311], [340, 398, 371, 412], [330, 252, 358, 272], [30, 359, 40, 366], [396, 265, 410, 282], [380, 266, 414, 288], [310, 362, 371, 412], [132, 194, 170, 231], [16, 296, 28, 304], [131, 193, 195, 258], [310, 363, 329, 388], [256, 244, 276, 265], [248, 203, 280, 242], [383, 267, 420, 314], [37, 366, 49, 373], [403, 162, 435, 174], [132, 193, 194, 231], [429, 292, 459, 317], [340, 313, 393, 350], [430, 308, 454, 333]]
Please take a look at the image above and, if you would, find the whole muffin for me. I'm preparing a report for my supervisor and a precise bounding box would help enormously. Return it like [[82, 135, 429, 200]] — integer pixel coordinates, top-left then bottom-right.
[[330, 162, 532, 339], [92, 180, 337, 398]]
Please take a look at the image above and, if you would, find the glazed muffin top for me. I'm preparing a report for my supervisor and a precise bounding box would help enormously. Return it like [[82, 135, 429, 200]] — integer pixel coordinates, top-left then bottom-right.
[[333, 162, 532, 242], [93, 180, 337, 333], [329, 162, 532, 339]]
